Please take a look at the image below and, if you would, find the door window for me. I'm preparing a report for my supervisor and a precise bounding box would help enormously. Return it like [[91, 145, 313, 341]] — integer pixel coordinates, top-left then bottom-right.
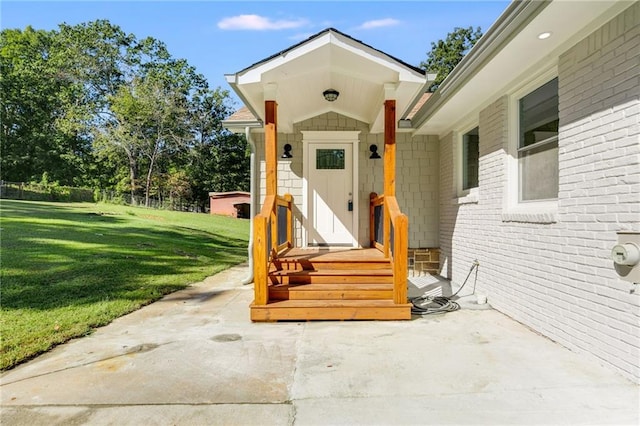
[[316, 149, 345, 169]]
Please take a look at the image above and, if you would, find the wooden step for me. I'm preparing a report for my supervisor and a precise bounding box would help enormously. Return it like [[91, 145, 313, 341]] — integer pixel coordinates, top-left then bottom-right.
[[272, 248, 391, 272], [250, 299, 412, 321], [268, 269, 393, 285], [269, 283, 393, 300], [272, 259, 391, 271]]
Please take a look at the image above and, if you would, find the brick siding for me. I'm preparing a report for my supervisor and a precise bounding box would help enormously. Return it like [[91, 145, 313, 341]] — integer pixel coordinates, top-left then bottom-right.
[[439, 4, 639, 383]]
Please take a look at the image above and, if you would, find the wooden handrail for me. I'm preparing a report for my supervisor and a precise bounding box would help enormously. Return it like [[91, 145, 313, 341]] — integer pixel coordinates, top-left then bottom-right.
[[369, 193, 408, 305], [253, 193, 294, 307], [385, 196, 408, 304], [253, 195, 275, 306]]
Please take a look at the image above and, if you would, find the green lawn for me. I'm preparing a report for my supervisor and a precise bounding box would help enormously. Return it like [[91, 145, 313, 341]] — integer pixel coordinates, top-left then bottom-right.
[[0, 200, 249, 370]]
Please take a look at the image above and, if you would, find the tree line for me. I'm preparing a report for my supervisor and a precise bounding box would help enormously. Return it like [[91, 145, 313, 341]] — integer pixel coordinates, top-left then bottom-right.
[[0, 20, 248, 209], [1, 22, 481, 209]]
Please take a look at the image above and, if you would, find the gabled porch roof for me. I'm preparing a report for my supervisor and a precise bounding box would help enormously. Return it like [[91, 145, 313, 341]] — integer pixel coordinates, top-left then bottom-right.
[[225, 28, 433, 133]]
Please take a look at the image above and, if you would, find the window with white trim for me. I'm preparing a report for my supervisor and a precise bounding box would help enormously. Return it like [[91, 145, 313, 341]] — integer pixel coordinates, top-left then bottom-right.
[[462, 127, 479, 191], [518, 77, 558, 201]]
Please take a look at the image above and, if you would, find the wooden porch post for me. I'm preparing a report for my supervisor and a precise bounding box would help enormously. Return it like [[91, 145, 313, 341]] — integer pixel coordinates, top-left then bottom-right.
[[383, 99, 396, 197], [253, 100, 278, 307], [265, 100, 278, 253], [383, 99, 396, 257], [265, 100, 278, 197]]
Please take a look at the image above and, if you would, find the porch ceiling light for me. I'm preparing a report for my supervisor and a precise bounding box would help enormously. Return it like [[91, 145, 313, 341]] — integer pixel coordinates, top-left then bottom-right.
[[537, 31, 552, 40], [323, 89, 339, 102]]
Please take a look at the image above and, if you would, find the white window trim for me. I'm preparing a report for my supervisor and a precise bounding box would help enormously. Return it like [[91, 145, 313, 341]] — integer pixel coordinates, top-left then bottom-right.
[[454, 122, 480, 204], [504, 67, 559, 223]]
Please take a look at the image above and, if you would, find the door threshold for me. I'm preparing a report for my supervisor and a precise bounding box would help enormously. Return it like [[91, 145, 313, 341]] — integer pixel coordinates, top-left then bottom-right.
[[305, 245, 360, 250]]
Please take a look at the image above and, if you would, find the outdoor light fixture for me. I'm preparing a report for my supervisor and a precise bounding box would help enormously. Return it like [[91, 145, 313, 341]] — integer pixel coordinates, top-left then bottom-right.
[[537, 32, 552, 40], [282, 143, 292, 158], [398, 119, 412, 129], [323, 89, 339, 102], [369, 144, 381, 159]]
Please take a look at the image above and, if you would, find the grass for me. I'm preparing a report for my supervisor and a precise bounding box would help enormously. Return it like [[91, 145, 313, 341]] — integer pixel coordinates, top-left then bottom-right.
[[0, 200, 249, 370]]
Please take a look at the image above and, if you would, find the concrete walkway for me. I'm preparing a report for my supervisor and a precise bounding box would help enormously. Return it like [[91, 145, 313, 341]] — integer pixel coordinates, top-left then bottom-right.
[[2, 265, 638, 425]]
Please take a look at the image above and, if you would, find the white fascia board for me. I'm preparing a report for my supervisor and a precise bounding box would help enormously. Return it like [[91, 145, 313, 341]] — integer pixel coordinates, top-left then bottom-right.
[[226, 83, 263, 124], [331, 33, 426, 83], [222, 121, 263, 134], [236, 35, 331, 85]]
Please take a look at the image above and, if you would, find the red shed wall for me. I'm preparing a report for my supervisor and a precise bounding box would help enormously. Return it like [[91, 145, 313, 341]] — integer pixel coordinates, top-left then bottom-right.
[[210, 195, 250, 217]]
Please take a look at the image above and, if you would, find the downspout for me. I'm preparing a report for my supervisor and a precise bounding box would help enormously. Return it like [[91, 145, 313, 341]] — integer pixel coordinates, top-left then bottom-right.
[[242, 125, 257, 285]]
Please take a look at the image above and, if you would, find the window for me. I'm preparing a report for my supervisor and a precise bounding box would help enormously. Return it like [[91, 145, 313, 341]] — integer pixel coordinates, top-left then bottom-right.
[[462, 127, 479, 191], [316, 149, 345, 169], [518, 77, 558, 201]]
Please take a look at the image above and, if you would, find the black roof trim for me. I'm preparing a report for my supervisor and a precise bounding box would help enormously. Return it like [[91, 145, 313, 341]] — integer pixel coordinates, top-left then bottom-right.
[[235, 27, 425, 76]]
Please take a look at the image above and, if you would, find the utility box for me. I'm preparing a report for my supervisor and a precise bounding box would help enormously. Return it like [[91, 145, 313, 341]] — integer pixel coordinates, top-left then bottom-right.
[[611, 231, 640, 284]]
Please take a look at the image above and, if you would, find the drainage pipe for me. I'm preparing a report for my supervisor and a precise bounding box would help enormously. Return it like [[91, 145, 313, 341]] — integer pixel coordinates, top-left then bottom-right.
[[242, 126, 257, 285]]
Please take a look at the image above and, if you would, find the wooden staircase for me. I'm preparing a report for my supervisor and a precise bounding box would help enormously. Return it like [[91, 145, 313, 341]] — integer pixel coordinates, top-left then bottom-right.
[[250, 248, 412, 321]]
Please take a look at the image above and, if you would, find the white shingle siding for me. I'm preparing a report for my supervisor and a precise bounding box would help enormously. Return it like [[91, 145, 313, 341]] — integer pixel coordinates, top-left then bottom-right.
[[439, 4, 639, 383], [254, 112, 439, 248]]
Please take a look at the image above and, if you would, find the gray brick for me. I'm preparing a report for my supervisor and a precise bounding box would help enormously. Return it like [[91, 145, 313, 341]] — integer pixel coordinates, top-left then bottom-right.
[[437, 4, 639, 385]]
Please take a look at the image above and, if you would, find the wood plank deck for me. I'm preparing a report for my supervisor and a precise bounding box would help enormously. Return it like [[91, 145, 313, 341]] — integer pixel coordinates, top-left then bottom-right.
[[275, 247, 386, 262], [250, 300, 412, 321]]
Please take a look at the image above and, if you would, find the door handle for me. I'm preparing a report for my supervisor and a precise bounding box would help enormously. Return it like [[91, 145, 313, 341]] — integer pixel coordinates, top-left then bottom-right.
[[348, 200, 353, 211]]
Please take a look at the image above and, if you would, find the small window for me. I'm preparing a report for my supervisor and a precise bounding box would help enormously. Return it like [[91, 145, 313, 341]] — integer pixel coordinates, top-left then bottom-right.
[[462, 127, 479, 190], [518, 78, 558, 201], [316, 149, 345, 170]]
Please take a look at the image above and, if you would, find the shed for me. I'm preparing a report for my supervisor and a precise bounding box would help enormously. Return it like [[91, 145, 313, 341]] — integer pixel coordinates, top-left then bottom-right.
[[208, 191, 250, 218]]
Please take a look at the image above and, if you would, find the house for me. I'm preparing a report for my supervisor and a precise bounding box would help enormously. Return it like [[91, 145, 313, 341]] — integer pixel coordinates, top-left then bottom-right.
[[209, 191, 251, 218], [223, 0, 639, 384]]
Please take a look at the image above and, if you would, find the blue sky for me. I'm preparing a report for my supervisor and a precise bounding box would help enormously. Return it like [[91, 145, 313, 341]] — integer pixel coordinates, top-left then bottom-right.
[[2, 1, 510, 107]]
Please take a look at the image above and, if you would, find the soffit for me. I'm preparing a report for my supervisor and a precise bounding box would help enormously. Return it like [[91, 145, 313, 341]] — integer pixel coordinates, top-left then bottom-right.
[[227, 29, 427, 133], [413, 1, 630, 136]]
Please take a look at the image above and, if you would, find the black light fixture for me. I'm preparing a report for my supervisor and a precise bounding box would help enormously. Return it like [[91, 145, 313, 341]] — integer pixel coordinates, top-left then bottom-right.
[[369, 144, 381, 159], [282, 143, 292, 158], [323, 88, 339, 102]]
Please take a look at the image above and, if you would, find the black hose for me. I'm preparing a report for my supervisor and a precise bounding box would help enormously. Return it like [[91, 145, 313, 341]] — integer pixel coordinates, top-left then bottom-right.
[[410, 260, 479, 315], [410, 296, 459, 315]]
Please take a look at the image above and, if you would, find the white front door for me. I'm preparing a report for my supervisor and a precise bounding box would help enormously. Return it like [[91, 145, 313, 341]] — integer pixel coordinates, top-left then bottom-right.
[[308, 143, 354, 246]]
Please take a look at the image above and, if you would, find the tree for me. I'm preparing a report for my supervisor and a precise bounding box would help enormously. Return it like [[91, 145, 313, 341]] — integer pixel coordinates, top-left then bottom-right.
[[1, 20, 244, 209], [420, 26, 483, 91], [186, 87, 249, 209], [55, 21, 208, 204], [0, 27, 90, 184], [106, 71, 195, 206]]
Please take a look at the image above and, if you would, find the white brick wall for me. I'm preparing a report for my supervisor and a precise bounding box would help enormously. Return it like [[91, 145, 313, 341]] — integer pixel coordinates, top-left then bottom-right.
[[253, 112, 439, 248], [439, 4, 640, 383]]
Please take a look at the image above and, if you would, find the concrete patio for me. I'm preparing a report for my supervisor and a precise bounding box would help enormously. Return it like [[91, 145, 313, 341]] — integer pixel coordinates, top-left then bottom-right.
[[1, 264, 638, 425]]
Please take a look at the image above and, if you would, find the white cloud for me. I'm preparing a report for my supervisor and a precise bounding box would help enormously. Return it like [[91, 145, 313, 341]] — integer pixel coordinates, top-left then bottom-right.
[[357, 18, 400, 30], [218, 14, 307, 31], [288, 32, 315, 41]]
